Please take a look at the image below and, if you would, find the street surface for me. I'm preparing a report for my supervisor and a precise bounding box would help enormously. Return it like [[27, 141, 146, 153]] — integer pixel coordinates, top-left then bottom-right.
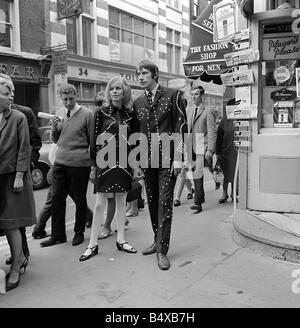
[[1, 169, 300, 308]]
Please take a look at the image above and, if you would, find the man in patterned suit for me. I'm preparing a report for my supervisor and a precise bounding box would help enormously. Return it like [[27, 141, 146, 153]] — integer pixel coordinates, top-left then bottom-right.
[[133, 60, 187, 270]]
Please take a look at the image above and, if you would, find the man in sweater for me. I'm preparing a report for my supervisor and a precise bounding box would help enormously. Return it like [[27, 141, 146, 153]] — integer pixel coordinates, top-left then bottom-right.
[[40, 84, 93, 247]]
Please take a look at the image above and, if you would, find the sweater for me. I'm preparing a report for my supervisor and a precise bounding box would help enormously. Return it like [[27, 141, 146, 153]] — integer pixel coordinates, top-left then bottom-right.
[[51, 106, 93, 167]]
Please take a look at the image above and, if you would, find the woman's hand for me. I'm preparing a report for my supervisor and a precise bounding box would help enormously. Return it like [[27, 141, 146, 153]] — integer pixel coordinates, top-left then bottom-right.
[[13, 173, 24, 193], [89, 166, 96, 184]]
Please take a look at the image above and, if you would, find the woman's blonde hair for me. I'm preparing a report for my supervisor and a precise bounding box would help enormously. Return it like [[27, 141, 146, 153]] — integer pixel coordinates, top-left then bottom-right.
[[105, 76, 133, 112]]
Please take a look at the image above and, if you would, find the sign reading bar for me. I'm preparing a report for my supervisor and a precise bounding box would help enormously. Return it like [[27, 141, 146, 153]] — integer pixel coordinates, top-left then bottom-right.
[[57, 0, 82, 20]]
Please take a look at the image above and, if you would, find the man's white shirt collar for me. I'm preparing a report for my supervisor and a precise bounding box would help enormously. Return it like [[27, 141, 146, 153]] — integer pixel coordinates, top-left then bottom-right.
[[66, 103, 80, 118], [145, 84, 159, 101]]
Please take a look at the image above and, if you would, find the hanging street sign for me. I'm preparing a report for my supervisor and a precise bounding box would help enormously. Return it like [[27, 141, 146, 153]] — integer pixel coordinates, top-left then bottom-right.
[[57, 0, 82, 20]]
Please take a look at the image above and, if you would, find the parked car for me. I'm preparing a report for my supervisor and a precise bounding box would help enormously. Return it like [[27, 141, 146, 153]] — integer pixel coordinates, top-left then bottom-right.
[[31, 126, 52, 190]]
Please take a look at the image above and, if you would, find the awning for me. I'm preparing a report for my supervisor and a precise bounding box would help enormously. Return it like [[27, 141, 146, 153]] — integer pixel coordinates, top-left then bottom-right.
[[183, 0, 234, 84]]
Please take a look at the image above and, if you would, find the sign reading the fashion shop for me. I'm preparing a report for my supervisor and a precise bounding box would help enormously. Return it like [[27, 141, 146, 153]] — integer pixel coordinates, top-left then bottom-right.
[[273, 101, 294, 128], [262, 35, 300, 60], [213, 0, 237, 42], [52, 50, 67, 74], [0, 63, 37, 81], [57, 0, 82, 20]]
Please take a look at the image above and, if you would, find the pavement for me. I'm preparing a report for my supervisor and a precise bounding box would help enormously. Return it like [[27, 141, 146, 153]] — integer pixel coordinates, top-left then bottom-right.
[[1, 169, 300, 308]]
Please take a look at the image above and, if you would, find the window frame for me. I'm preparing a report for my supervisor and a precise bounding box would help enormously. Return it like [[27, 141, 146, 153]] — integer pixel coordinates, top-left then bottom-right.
[[166, 28, 182, 74]]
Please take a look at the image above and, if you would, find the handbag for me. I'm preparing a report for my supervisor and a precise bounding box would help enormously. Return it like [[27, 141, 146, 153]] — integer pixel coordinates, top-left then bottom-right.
[[212, 159, 224, 185], [126, 181, 142, 202]]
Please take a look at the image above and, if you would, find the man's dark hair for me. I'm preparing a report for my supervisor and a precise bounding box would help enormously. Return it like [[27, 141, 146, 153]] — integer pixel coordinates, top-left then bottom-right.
[[191, 85, 205, 95], [136, 60, 159, 82]]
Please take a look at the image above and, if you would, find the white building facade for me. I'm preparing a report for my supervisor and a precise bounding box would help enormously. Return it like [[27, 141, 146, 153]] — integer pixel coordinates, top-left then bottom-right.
[[48, 0, 190, 110]]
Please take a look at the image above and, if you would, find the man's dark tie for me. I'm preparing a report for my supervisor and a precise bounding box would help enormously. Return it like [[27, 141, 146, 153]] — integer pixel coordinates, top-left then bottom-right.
[[147, 91, 153, 107], [193, 107, 198, 123], [67, 109, 71, 118]]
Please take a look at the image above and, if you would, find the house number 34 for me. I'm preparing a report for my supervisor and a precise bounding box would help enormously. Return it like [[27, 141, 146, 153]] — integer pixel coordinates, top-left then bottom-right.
[[78, 68, 88, 76]]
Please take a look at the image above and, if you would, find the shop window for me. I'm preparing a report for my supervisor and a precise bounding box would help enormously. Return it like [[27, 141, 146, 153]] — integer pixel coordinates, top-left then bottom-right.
[[260, 21, 300, 129], [108, 7, 155, 65], [66, 0, 95, 57], [0, 0, 11, 48], [82, 82, 94, 100]]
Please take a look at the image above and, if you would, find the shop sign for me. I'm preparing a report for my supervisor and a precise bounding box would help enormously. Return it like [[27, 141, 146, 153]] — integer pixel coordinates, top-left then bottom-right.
[[226, 104, 257, 120], [57, 0, 82, 20], [274, 66, 290, 84], [0, 63, 37, 81], [213, 0, 237, 42], [271, 89, 297, 102], [224, 48, 259, 66], [296, 68, 300, 98], [291, 9, 300, 34], [262, 35, 300, 61], [52, 50, 67, 74], [273, 101, 294, 128], [221, 68, 254, 86]]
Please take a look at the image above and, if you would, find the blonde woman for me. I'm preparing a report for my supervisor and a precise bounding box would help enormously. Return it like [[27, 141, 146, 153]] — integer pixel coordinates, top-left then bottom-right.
[[79, 77, 137, 261]]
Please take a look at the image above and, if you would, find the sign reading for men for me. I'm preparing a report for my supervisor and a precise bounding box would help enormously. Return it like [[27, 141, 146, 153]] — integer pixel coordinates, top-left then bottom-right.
[[57, 0, 82, 20]]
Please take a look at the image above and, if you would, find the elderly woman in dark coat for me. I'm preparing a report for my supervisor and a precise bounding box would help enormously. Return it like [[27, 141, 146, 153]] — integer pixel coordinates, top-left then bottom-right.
[[215, 99, 238, 203], [0, 80, 36, 291]]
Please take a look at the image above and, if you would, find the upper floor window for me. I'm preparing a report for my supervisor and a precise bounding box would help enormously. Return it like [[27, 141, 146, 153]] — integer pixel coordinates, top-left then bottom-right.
[[0, 0, 12, 48], [267, 0, 300, 10], [166, 0, 180, 10], [66, 0, 94, 57], [166, 28, 181, 74], [109, 7, 155, 65]]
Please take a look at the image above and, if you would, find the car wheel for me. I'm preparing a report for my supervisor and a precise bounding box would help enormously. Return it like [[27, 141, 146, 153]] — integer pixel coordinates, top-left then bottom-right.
[[31, 164, 49, 190]]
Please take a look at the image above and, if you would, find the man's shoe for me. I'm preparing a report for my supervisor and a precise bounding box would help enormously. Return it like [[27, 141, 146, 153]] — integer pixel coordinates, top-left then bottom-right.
[[142, 242, 157, 255], [138, 199, 145, 210], [72, 233, 84, 246], [32, 229, 48, 239], [157, 253, 170, 270], [190, 204, 202, 213], [174, 199, 181, 207], [40, 236, 66, 247], [187, 188, 194, 200]]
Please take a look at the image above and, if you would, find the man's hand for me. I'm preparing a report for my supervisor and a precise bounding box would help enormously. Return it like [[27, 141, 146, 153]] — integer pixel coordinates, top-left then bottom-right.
[[13, 173, 24, 193], [89, 166, 96, 184], [205, 150, 213, 162], [170, 162, 181, 177], [51, 115, 62, 127], [133, 168, 143, 181]]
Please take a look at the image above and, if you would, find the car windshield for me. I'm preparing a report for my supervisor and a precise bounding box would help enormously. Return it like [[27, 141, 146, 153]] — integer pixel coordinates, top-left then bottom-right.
[[39, 126, 52, 144]]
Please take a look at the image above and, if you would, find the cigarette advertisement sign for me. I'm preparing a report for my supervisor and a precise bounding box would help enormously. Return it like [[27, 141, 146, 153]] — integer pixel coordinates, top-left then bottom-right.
[[57, 0, 82, 20], [273, 101, 294, 128]]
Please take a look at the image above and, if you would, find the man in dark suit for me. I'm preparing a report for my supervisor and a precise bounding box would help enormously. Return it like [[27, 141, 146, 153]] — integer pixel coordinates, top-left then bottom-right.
[[132, 60, 187, 270], [0, 74, 42, 264]]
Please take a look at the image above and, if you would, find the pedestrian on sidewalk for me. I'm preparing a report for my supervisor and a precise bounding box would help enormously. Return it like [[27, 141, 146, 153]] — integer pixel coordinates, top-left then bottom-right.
[[173, 163, 194, 207], [215, 99, 238, 203], [188, 85, 217, 214], [0, 79, 36, 292], [132, 60, 187, 270], [79, 76, 137, 262], [0, 74, 42, 266], [40, 84, 93, 248]]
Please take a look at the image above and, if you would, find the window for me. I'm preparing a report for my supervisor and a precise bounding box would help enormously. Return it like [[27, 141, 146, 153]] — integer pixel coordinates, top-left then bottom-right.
[[166, 0, 180, 10], [108, 7, 155, 65], [260, 21, 300, 129], [0, 0, 12, 48], [267, 0, 300, 10], [166, 28, 182, 74], [66, 0, 95, 57]]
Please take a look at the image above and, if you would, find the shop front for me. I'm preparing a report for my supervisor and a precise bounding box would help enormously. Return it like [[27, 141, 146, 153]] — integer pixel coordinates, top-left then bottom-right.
[[0, 54, 51, 117], [237, 6, 300, 215]]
